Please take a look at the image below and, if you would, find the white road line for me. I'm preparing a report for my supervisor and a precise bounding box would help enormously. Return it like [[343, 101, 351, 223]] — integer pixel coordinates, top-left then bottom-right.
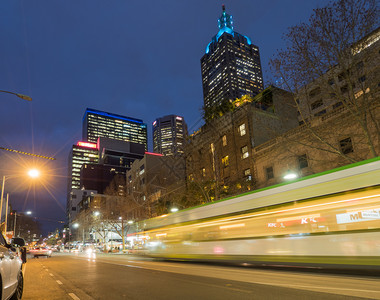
[[49, 273, 54, 277], [56, 280, 63, 285], [68, 293, 80, 300]]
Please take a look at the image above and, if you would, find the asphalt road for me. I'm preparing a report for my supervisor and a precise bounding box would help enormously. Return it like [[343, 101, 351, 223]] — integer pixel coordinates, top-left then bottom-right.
[[22, 252, 380, 300]]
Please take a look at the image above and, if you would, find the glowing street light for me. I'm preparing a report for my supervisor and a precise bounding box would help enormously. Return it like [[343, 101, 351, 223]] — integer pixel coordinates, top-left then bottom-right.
[[28, 169, 40, 178], [0, 169, 40, 234]]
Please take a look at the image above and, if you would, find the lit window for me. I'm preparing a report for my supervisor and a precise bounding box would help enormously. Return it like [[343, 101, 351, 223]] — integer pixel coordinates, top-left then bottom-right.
[[222, 155, 229, 167], [239, 124, 246, 136], [241, 145, 249, 159], [222, 135, 227, 146]]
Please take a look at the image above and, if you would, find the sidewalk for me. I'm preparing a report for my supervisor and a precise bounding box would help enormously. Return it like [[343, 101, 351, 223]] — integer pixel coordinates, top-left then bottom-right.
[[22, 258, 72, 300]]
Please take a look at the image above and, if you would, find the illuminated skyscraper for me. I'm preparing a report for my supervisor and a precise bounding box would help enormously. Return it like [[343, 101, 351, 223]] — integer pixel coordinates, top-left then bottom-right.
[[82, 108, 148, 150], [66, 141, 99, 220], [153, 115, 188, 156], [201, 5, 264, 111]]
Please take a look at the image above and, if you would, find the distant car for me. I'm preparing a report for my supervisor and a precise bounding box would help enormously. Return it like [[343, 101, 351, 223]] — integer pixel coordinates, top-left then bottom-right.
[[29, 247, 52, 258], [0, 234, 24, 300]]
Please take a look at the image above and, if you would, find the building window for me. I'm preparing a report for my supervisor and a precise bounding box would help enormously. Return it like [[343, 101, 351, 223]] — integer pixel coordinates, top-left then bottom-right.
[[311, 99, 323, 110], [314, 109, 326, 117], [266, 166, 274, 180], [239, 124, 246, 136], [333, 102, 343, 109], [339, 137, 353, 154], [222, 135, 227, 146], [139, 165, 145, 175], [188, 174, 194, 181], [244, 169, 251, 181], [241, 146, 249, 159], [356, 61, 364, 71], [340, 85, 348, 94], [201, 168, 206, 177], [298, 154, 308, 169], [210, 143, 215, 153], [338, 72, 345, 82], [309, 87, 321, 98], [222, 155, 229, 167]]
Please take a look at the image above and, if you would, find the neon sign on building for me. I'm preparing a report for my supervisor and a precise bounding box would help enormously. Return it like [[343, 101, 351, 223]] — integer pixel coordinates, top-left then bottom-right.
[[77, 141, 98, 149]]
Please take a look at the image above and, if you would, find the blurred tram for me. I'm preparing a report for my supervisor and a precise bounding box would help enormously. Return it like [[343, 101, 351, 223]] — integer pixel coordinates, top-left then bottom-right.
[[137, 157, 380, 269]]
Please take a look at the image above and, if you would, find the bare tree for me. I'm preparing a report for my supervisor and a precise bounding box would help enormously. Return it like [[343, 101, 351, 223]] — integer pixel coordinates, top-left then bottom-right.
[[270, 0, 380, 162]]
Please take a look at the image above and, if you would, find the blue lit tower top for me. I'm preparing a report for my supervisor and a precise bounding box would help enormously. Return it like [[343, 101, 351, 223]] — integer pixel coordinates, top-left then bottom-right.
[[201, 5, 264, 111], [218, 5, 233, 31], [206, 5, 252, 54]]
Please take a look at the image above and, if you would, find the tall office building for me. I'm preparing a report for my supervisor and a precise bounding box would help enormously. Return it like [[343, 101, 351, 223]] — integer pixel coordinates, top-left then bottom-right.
[[82, 108, 148, 150], [153, 115, 188, 156], [201, 5, 264, 110], [66, 141, 99, 220]]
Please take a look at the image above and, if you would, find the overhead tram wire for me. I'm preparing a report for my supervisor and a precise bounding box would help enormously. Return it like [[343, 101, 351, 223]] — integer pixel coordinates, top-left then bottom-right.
[[0, 147, 56, 161]]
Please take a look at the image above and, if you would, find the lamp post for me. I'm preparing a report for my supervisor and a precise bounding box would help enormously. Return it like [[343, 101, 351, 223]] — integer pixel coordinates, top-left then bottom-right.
[[0, 169, 40, 235], [73, 222, 84, 248], [0, 90, 32, 101], [12, 211, 32, 237]]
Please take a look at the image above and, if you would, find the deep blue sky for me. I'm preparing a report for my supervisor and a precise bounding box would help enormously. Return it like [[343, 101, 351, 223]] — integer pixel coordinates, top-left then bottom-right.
[[0, 0, 330, 234]]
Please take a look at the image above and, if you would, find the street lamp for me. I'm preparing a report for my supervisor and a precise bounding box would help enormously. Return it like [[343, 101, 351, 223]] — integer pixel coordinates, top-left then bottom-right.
[[28, 169, 40, 178], [11, 210, 33, 237], [0, 90, 32, 101], [72, 223, 84, 247], [0, 169, 40, 234]]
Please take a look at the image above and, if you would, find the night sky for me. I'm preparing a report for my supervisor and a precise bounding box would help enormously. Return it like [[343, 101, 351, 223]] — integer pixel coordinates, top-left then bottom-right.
[[0, 0, 330, 234]]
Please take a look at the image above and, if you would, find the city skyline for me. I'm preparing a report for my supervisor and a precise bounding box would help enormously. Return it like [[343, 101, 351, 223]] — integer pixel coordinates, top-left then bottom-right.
[[0, 0, 330, 233]]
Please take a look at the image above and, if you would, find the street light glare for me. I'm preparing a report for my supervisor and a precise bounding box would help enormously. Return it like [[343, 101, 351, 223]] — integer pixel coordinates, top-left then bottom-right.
[[170, 207, 179, 213], [26, 211, 32, 215], [284, 172, 298, 180], [28, 169, 40, 178]]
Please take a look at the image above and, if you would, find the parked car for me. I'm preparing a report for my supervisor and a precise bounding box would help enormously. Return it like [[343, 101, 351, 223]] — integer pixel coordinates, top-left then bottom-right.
[[0, 234, 24, 300], [29, 247, 52, 258]]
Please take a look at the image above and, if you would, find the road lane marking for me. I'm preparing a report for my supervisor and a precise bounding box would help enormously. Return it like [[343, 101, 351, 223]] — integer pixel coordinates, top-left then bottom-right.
[[69, 293, 80, 300], [124, 264, 143, 269], [49, 273, 54, 277], [71, 256, 380, 296], [56, 280, 63, 285]]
